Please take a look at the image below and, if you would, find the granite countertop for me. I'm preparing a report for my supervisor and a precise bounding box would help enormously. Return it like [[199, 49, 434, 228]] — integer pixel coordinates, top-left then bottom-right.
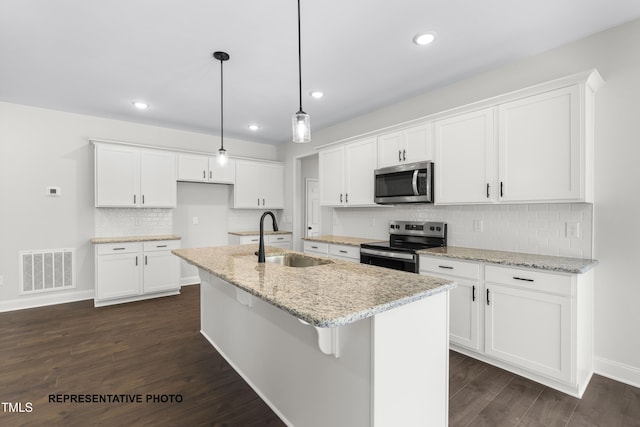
[[172, 245, 454, 328], [91, 235, 181, 244], [228, 230, 293, 236], [302, 235, 385, 247], [419, 246, 598, 274]]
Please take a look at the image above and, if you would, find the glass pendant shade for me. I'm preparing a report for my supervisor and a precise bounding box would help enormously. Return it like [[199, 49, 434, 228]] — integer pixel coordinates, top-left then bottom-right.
[[217, 147, 228, 166], [292, 110, 311, 143]]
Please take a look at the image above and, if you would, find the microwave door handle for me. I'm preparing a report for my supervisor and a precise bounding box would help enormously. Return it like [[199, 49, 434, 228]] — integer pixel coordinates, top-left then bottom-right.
[[412, 169, 419, 196]]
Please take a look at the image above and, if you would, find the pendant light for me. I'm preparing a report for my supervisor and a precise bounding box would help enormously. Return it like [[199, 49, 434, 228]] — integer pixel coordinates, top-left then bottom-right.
[[214, 51, 230, 166], [292, 0, 310, 143]]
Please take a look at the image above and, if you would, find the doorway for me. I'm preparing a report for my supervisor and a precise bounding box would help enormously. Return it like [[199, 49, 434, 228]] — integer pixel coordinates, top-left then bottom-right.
[[305, 179, 320, 237]]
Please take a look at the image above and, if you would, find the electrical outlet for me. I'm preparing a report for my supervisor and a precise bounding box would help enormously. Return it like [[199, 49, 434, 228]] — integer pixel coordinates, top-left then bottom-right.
[[473, 219, 483, 232], [566, 222, 580, 239], [192, 217, 199, 225]]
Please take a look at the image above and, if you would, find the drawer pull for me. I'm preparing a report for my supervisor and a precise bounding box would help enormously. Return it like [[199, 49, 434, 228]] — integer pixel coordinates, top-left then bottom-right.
[[113, 247, 126, 251], [276, 237, 284, 241], [339, 250, 348, 254], [156, 245, 168, 248], [513, 276, 534, 282], [438, 265, 454, 270], [311, 245, 318, 249]]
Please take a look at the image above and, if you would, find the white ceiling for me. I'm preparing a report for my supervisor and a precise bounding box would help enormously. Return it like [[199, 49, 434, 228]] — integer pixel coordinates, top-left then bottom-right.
[[2, 1, 640, 145]]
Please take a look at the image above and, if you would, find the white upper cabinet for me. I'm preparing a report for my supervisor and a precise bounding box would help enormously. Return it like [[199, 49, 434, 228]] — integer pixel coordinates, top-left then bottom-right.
[[95, 144, 176, 208], [435, 108, 496, 204], [498, 86, 581, 202], [319, 137, 377, 207], [434, 70, 603, 205], [177, 153, 236, 184], [377, 124, 432, 168], [233, 160, 284, 209]]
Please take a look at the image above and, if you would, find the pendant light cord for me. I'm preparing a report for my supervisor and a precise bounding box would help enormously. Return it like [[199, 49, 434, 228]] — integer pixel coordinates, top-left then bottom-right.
[[297, 0, 303, 113], [220, 57, 224, 150]]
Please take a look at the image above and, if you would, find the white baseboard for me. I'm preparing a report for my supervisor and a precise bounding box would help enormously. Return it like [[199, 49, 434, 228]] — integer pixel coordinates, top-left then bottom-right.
[[180, 275, 200, 286], [0, 289, 95, 313], [594, 356, 640, 388]]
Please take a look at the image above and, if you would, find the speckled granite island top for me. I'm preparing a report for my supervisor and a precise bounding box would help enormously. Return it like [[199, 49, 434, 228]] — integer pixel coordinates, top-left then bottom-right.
[[172, 245, 454, 328], [419, 246, 598, 274], [91, 235, 181, 244], [228, 230, 292, 236], [302, 235, 384, 247]]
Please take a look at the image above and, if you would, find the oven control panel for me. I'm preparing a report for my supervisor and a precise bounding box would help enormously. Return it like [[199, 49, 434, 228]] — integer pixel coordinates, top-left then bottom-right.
[[389, 220, 447, 238]]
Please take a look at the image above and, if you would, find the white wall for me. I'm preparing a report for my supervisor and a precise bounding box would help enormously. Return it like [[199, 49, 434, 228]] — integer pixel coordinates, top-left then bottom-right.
[[279, 18, 640, 386], [0, 102, 277, 310]]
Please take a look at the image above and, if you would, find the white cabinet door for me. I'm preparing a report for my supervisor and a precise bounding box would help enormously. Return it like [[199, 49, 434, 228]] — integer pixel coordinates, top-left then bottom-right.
[[377, 131, 404, 168], [449, 279, 481, 351], [210, 157, 236, 184], [404, 124, 432, 164], [139, 150, 176, 207], [484, 282, 571, 382], [177, 153, 209, 182], [261, 163, 284, 208], [344, 138, 377, 206], [498, 86, 581, 202], [377, 124, 432, 168], [319, 145, 345, 206], [234, 160, 262, 208], [95, 144, 139, 207], [96, 252, 140, 300], [435, 108, 496, 204], [143, 250, 181, 293]]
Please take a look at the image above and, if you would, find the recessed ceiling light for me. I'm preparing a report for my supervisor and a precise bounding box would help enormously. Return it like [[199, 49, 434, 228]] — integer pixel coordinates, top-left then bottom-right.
[[413, 33, 436, 46], [132, 101, 149, 109], [310, 91, 324, 99], [248, 124, 260, 131]]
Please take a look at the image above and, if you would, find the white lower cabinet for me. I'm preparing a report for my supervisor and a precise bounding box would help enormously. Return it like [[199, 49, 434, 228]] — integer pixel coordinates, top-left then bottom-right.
[[420, 255, 594, 397], [229, 233, 292, 250], [95, 240, 181, 306], [304, 241, 360, 263]]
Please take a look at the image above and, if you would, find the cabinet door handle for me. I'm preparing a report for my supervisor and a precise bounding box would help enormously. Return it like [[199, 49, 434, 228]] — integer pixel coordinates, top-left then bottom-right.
[[486, 289, 490, 305], [209, 171, 213, 180], [262, 198, 265, 206], [402, 149, 406, 161], [472, 285, 476, 302], [257, 198, 260, 206], [340, 193, 343, 203], [203, 170, 206, 179], [345, 193, 348, 203], [398, 150, 402, 162], [135, 256, 138, 266], [500, 181, 504, 197], [133, 194, 136, 204], [438, 265, 453, 270], [142, 195, 145, 205], [486, 183, 490, 198], [145, 255, 148, 265], [513, 276, 534, 282]]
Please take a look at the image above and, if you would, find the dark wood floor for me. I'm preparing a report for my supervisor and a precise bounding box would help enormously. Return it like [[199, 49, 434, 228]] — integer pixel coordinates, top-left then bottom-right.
[[1, 285, 638, 426]]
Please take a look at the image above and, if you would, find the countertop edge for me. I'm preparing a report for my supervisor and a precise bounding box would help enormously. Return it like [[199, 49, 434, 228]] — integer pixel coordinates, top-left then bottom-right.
[[91, 235, 182, 244]]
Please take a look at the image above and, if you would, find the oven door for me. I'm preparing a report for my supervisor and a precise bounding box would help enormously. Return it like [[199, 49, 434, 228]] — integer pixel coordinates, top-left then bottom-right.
[[360, 248, 418, 273]]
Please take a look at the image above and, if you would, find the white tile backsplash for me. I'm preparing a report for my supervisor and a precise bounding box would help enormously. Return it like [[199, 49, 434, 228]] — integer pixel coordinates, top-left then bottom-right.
[[95, 208, 173, 237], [331, 203, 593, 258]]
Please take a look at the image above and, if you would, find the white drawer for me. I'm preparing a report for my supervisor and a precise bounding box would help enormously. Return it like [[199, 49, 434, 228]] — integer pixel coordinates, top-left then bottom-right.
[[303, 241, 329, 254], [143, 240, 181, 252], [268, 234, 292, 244], [329, 244, 360, 260], [485, 265, 573, 296], [420, 256, 480, 280], [239, 235, 260, 244], [96, 242, 141, 255]]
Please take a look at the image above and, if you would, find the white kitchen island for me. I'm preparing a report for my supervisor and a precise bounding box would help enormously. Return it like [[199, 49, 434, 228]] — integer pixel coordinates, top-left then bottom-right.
[[173, 245, 454, 427]]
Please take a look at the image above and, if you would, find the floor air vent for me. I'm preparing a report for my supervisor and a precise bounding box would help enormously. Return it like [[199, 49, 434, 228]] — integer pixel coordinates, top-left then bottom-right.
[[19, 249, 75, 294]]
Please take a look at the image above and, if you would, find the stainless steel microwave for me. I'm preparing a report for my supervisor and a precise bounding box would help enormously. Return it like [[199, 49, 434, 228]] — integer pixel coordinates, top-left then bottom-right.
[[374, 161, 434, 204]]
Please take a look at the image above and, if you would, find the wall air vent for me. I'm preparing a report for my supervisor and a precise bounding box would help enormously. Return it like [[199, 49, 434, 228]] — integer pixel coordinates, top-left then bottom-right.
[[19, 249, 75, 294]]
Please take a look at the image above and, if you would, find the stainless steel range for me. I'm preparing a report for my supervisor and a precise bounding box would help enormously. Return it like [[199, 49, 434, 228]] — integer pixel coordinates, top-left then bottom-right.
[[360, 220, 447, 273]]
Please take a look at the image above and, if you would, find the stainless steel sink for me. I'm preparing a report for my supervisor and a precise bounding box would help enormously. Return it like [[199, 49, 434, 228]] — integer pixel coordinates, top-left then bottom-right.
[[264, 253, 334, 268]]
